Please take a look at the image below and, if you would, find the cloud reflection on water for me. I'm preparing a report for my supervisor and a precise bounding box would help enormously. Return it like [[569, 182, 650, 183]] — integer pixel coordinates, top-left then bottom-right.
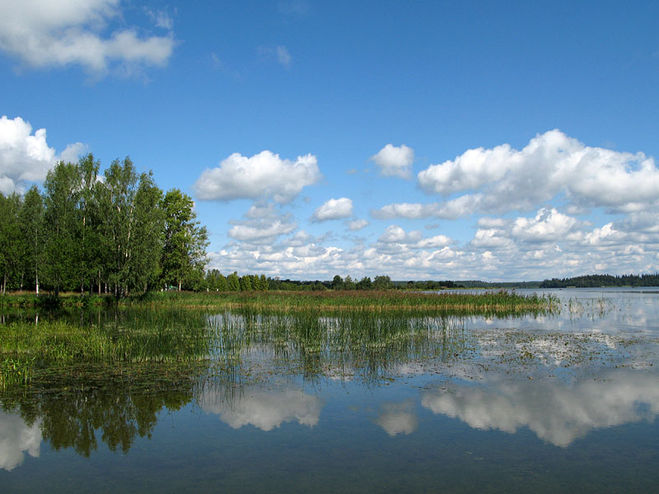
[[0, 411, 41, 471], [198, 385, 322, 431], [375, 400, 418, 436], [421, 370, 659, 447]]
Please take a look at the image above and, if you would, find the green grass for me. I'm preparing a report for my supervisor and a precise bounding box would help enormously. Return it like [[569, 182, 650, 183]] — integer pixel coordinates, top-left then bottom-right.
[[126, 289, 560, 315], [0, 310, 211, 390], [1, 289, 559, 314]]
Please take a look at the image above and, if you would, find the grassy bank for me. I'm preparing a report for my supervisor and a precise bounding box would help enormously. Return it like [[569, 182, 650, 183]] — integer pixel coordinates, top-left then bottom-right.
[[1, 289, 559, 313]]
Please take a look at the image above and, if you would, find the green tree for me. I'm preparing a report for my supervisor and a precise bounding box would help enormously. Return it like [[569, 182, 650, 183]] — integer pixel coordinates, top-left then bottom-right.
[[160, 189, 208, 291], [103, 157, 139, 296], [227, 272, 240, 291], [344, 275, 356, 290], [0, 193, 22, 293], [373, 275, 392, 290], [77, 154, 103, 293], [356, 276, 372, 290], [239, 275, 252, 291], [331, 275, 344, 290], [19, 186, 45, 294], [127, 173, 165, 293], [43, 162, 81, 294]]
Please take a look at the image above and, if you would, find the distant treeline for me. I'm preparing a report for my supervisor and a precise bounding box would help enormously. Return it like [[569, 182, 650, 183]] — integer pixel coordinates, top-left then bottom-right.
[[203, 272, 462, 292], [540, 274, 659, 288], [0, 155, 208, 296]]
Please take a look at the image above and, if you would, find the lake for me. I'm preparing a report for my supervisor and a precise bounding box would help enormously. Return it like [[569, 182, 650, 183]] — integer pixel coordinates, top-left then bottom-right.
[[1, 288, 658, 492]]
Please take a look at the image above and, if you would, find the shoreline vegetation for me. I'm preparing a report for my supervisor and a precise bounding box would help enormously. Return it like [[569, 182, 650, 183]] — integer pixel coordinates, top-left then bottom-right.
[[0, 290, 557, 390], [0, 289, 559, 313]]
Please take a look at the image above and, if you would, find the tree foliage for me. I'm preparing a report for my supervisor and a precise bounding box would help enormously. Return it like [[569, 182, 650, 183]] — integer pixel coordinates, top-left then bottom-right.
[[0, 154, 209, 296]]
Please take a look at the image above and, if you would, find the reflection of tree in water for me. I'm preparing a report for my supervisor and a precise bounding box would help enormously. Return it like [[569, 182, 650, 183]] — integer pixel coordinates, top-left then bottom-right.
[[2, 367, 196, 457]]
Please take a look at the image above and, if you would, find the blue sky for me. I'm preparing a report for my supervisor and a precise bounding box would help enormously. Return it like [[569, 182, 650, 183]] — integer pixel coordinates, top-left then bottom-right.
[[2, 0, 659, 281]]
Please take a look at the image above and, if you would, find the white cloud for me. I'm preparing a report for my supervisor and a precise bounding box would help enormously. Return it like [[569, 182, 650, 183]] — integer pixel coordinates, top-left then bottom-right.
[[312, 197, 353, 221], [0, 115, 84, 194], [145, 8, 174, 30], [371, 144, 414, 179], [348, 219, 368, 231], [416, 234, 452, 249], [194, 150, 321, 203], [229, 219, 297, 242], [378, 225, 422, 244], [511, 208, 578, 243], [372, 202, 436, 219], [0, 0, 174, 74], [276, 45, 291, 67], [372, 195, 483, 220], [228, 204, 297, 243], [199, 384, 322, 431], [421, 370, 659, 447], [417, 130, 659, 216], [0, 411, 41, 471]]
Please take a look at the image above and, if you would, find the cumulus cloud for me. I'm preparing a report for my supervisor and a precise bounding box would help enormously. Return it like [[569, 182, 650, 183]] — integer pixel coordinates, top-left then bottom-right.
[[416, 234, 452, 249], [0, 115, 84, 194], [0, 0, 174, 74], [371, 144, 414, 179], [378, 225, 422, 244], [348, 219, 368, 231], [415, 130, 659, 216], [421, 370, 659, 447], [194, 150, 321, 203], [372, 195, 483, 220], [228, 204, 297, 244], [312, 197, 353, 222], [375, 401, 418, 436], [0, 411, 41, 471], [199, 384, 322, 431], [372, 202, 437, 220], [511, 208, 578, 243], [229, 219, 297, 242]]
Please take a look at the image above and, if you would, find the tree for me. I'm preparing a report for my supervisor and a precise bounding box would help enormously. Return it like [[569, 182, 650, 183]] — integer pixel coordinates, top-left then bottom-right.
[[0, 193, 22, 293], [43, 162, 81, 294], [356, 276, 372, 290], [19, 186, 45, 294], [373, 275, 392, 290], [227, 272, 240, 291], [76, 154, 106, 294], [160, 189, 208, 291], [103, 157, 140, 296], [239, 275, 252, 291], [344, 275, 356, 290], [127, 172, 165, 293], [331, 275, 344, 290]]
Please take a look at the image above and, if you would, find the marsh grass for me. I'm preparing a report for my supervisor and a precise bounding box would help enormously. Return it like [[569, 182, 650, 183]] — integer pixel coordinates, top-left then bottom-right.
[[1, 289, 559, 314], [204, 308, 472, 382], [0, 309, 211, 389], [130, 289, 559, 315], [0, 290, 555, 389]]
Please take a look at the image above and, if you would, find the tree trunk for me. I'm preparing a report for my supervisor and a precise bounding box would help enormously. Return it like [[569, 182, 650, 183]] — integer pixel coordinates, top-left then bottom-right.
[[178, 280, 181, 291], [36, 272, 39, 296]]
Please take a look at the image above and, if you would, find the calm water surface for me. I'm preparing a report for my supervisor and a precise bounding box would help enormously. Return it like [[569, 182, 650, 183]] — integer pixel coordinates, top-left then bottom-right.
[[1, 289, 658, 492]]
